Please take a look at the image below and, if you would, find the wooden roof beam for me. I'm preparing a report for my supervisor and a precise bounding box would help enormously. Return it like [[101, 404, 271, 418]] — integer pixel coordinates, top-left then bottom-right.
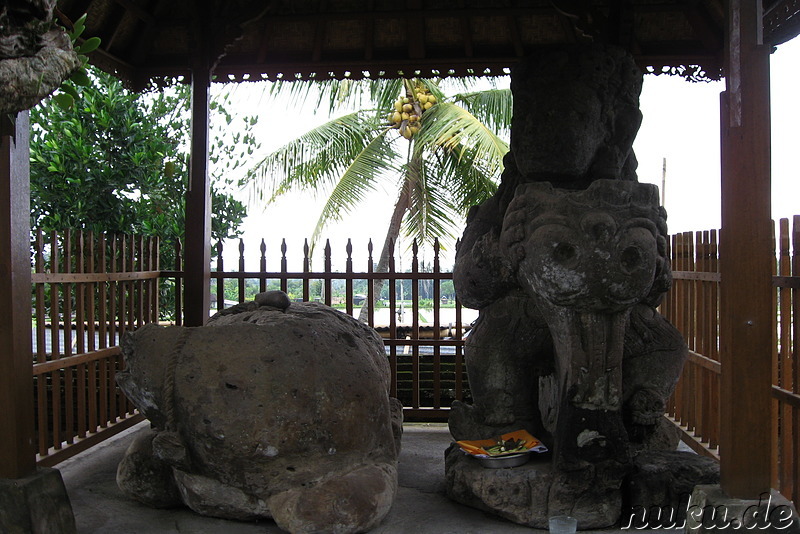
[[508, 14, 525, 57], [764, 0, 800, 45], [128, 0, 167, 72], [363, 0, 375, 61], [607, 1, 636, 48], [680, 0, 725, 53], [406, 0, 426, 59], [101, 2, 129, 53], [311, 0, 328, 63], [112, 0, 157, 24]]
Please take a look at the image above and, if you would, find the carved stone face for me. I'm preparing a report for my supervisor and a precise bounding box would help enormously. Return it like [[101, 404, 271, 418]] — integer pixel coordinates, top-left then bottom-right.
[[501, 180, 666, 313], [519, 212, 658, 312]]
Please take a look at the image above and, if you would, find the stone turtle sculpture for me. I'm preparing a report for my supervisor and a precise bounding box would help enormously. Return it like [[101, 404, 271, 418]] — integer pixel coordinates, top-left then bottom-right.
[[116, 292, 402, 534]]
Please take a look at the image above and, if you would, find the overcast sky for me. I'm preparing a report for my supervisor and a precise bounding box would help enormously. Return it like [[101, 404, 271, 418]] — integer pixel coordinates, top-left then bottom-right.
[[218, 37, 800, 271]]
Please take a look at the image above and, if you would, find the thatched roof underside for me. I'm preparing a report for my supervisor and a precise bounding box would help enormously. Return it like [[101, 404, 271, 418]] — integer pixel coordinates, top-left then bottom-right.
[[56, 0, 800, 88]]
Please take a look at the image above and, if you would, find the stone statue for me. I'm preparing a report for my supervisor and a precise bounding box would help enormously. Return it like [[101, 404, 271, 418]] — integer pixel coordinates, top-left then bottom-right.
[[445, 45, 706, 528], [116, 292, 402, 534]]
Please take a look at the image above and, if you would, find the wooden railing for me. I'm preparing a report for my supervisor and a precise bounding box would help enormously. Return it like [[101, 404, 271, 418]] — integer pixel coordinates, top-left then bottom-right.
[[663, 217, 800, 505], [31, 230, 159, 466], [34, 218, 798, 500], [163, 237, 474, 421]]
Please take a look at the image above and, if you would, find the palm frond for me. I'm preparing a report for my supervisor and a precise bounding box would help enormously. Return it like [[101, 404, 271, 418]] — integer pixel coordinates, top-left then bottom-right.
[[309, 128, 401, 249], [438, 76, 499, 94], [243, 111, 385, 204], [416, 101, 509, 178], [369, 79, 406, 115], [400, 153, 464, 248], [449, 87, 512, 137], [433, 147, 499, 213]]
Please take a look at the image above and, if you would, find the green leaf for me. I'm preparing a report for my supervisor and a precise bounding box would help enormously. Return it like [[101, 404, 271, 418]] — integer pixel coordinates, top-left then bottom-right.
[[60, 83, 80, 101], [70, 69, 92, 87], [69, 14, 88, 41], [52, 93, 74, 110], [77, 37, 101, 54]]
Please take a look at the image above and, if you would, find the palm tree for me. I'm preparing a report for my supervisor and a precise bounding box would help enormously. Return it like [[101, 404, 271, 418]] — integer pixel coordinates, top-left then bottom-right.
[[243, 77, 512, 318]]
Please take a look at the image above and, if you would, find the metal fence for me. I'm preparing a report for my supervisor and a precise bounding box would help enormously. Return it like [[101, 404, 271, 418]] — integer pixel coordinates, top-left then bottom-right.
[[161, 237, 475, 421]]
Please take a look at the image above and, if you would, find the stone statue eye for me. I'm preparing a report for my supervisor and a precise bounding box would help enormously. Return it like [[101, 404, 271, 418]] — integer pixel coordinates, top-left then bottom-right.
[[553, 242, 578, 265], [620, 245, 642, 272]]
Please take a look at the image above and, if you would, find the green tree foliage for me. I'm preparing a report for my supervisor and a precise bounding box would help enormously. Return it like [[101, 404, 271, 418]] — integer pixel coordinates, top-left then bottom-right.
[[30, 68, 252, 243], [30, 68, 258, 318]]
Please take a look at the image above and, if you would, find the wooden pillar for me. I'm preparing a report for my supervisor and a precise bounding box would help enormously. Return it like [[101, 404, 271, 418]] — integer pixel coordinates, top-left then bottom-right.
[[183, 59, 212, 326], [0, 112, 36, 479], [719, 0, 773, 498]]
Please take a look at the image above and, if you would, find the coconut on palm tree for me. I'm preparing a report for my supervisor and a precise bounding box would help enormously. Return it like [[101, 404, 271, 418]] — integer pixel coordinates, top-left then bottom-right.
[[243, 77, 512, 318]]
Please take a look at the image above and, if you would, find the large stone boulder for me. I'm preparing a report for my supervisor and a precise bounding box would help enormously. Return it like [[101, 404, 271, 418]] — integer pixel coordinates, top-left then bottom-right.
[[117, 294, 402, 534]]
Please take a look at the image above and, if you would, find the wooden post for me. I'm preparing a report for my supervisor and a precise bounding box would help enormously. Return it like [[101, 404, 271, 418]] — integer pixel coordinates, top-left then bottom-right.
[[719, 0, 773, 498], [183, 58, 212, 326], [0, 112, 36, 479]]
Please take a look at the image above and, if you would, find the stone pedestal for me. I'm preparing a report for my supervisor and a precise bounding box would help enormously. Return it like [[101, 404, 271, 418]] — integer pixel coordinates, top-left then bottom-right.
[[0, 467, 77, 534], [621, 451, 720, 528], [444, 446, 621, 529], [686, 485, 800, 534]]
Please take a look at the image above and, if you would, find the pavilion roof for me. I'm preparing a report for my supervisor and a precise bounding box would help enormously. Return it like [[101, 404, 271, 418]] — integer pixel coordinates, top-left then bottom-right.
[[53, 0, 800, 87], [53, 0, 800, 90]]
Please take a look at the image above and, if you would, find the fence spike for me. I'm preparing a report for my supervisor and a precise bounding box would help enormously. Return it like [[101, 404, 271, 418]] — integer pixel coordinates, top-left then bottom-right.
[[259, 239, 267, 292], [281, 238, 287, 258], [346, 238, 353, 257], [175, 238, 182, 270]]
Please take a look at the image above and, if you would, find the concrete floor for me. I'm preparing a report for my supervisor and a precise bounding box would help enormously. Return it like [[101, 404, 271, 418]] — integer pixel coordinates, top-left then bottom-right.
[[59, 422, 677, 533]]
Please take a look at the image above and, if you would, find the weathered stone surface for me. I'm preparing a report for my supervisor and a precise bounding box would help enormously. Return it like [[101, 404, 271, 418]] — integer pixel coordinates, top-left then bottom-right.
[[445, 446, 620, 529], [508, 45, 643, 186], [116, 429, 182, 508], [622, 450, 720, 528], [173, 469, 271, 521], [0, 467, 77, 534], [687, 486, 800, 534], [0, 0, 81, 115], [267, 463, 397, 534], [117, 298, 401, 533], [447, 44, 694, 529]]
